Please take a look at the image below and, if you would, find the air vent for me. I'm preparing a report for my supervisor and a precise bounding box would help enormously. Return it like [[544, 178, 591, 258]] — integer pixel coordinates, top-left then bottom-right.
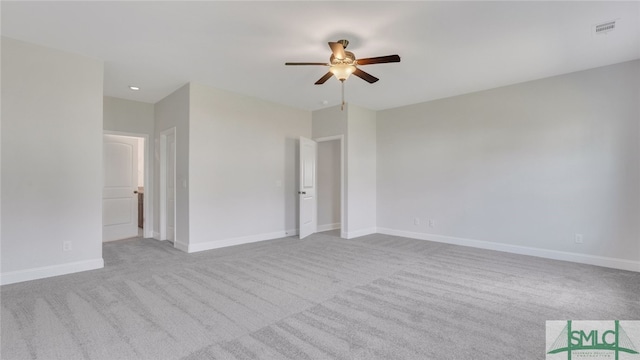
[[594, 20, 616, 34]]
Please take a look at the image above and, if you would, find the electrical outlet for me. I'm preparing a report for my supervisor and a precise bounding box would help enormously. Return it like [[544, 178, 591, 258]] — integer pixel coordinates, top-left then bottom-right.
[[63, 241, 72, 251], [574, 234, 584, 244], [414, 217, 420, 226], [428, 219, 435, 228]]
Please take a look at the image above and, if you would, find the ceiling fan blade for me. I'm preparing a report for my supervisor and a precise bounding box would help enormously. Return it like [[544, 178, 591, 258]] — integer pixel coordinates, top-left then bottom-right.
[[328, 42, 346, 60], [285, 62, 330, 66], [315, 72, 334, 85], [353, 68, 379, 83], [356, 54, 401, 65]]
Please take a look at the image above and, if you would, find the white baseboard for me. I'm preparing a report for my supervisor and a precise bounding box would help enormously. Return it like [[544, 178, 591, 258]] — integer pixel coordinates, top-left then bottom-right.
[[377, 228, 640, 272], [185, 229, 299, 253], [174, 240, 189, 253], [317, 223, 341, 232], [286, 229, 299, 237], [345, 227, 378, 239], [0, 258, 105, 286]]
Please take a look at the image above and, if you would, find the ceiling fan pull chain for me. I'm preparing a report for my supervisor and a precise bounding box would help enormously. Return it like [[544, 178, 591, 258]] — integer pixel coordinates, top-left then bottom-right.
[[341, 80, 345, 111]]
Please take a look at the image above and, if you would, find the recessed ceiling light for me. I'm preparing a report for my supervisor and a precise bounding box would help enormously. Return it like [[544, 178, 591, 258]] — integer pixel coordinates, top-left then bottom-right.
[[129, 86, 140, 91]]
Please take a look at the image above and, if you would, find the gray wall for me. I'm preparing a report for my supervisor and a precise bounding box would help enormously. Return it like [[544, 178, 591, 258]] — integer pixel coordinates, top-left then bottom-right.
[[377, 60, 640, 264], [346, 104, 377, 237], [188, 83, 311, 250], [103, 96, 154, 135], [317, 140, 341, 230], [1, 37, 104, 284], [312, 105, 347, 139]]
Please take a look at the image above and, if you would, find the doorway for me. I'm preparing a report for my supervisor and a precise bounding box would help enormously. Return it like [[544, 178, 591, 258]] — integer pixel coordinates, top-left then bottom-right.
[[315, 135, 345, 238], [160, 128, 176, 244], [103, 132, 151, 241]]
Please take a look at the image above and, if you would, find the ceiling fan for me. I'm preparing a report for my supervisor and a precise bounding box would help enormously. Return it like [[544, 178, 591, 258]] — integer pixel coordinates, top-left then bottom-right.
[[285, 39, 401, 109]]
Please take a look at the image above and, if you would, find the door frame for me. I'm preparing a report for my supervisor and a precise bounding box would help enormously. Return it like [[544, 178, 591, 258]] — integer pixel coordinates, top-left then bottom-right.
[[314, 135, 346, 238], [159, 127, 177, 245], [103, 131, 153, 238]]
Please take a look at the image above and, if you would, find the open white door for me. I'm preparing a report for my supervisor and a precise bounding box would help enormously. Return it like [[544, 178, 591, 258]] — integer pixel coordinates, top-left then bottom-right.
[[299, 136, 317, 239], [103, 135, 139, 242]]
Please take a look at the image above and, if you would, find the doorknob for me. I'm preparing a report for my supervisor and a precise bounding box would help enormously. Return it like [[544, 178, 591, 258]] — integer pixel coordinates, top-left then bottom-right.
[[133, 191, 138, 194], [298, 191, 306, 195]]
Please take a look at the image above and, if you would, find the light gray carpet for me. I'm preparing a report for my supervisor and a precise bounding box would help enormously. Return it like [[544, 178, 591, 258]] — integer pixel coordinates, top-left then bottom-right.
[[1, 232, 639, 359]]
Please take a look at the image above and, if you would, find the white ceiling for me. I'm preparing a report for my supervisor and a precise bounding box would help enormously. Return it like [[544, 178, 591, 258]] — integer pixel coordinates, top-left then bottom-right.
[[2, 1, 639, 111]]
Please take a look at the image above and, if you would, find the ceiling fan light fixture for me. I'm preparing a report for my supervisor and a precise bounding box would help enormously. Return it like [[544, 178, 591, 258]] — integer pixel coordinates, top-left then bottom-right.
[[330, 64, 356, 81], [285, 39, 400, 110]]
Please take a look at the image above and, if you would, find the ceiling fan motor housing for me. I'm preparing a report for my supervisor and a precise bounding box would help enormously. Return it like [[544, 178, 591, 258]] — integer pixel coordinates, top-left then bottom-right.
[[330, 51, 355, 65]]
